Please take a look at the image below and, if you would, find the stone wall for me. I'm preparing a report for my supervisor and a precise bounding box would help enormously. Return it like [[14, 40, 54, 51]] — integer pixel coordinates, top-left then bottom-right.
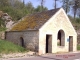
[[5, 30, 39, 52]]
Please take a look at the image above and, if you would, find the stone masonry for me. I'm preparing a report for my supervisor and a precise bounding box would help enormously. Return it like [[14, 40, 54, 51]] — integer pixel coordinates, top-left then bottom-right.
[[5, 30, 39, 52]]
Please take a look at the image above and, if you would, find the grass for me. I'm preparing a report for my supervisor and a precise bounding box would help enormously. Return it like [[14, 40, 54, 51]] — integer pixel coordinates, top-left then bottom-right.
[[77, 45, 80, 50], [0, 27, 6, 31], [0, 39, 28, 54]]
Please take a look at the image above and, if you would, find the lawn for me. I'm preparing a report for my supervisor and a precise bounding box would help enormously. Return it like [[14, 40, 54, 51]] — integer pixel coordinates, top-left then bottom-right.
[[0, 39, 28, 54]]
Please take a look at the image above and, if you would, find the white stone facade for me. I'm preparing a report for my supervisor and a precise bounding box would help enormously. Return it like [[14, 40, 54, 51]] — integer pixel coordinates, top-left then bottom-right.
[[39, 8, 77, 55]]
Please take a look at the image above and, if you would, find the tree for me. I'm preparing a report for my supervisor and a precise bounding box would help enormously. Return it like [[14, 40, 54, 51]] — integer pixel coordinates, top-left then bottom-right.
[[25, 2, 35, 14], [41, 0, 44, 11], [38, 0, 45, 11], [71, 0, 80, 19], [0, 0, 10, 7], [10, 0, 24, 9], [35, 5, 48, 12], [54, 0, 58, 9], [62, 0, 71, 13], [73, 0, 79, 19]]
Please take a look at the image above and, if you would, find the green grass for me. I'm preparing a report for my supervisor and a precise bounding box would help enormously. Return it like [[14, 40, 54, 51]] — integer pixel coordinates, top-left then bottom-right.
[[0, 27, 6, 31], [77, 45, 80, 50], [0, 39, 28, 54]]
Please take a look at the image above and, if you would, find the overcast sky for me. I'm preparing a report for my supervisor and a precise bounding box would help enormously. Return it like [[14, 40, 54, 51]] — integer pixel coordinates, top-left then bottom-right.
[[22, 0, 62, 10]]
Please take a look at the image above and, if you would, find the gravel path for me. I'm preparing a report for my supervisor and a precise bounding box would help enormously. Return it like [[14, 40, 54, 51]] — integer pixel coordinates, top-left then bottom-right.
[[0, 51, 36, 60]]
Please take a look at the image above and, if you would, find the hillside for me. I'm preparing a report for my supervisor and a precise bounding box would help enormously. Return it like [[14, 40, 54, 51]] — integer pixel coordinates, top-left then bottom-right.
[[0, 39, 27, 54], [69, 16, 80, 45]]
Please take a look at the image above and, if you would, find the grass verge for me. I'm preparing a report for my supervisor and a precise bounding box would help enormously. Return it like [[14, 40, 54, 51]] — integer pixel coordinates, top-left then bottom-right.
[[0, 39, 28, 54], [77, 45, 80, 50]]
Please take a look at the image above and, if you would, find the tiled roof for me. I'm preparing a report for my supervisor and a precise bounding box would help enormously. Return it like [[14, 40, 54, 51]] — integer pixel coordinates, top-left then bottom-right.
[[11, 8, 60, 31]]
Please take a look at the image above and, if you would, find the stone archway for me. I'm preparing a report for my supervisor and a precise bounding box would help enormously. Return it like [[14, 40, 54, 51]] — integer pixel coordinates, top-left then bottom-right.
[[57, 30, 65, 46]]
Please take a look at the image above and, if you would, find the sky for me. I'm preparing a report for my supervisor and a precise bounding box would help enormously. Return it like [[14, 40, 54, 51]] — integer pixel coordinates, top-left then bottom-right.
[[22, 0, 62, 10]]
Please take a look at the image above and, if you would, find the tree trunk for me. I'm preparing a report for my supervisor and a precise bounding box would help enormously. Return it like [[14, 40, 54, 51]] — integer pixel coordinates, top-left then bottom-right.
[[54, 0, 56, 9], [74, 8, 77, 19], [41, 0, 44, 11]]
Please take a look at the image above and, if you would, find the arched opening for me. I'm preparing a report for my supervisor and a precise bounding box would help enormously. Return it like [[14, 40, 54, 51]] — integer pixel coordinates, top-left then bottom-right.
[[20, 37, 25, 47], [57, 30, 65, 46]]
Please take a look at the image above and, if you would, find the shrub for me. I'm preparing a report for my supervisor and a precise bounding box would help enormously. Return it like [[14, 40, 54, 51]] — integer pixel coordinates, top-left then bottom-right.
[[76, 18, 80, 23]]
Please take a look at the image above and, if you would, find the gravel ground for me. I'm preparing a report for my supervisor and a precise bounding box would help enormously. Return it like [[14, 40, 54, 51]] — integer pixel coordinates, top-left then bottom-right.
[[0, 51, 36, 60]]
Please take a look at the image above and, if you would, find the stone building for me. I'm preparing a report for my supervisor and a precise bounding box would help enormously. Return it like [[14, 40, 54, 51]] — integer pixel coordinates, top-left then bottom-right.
[[5, 8, 77, 55]]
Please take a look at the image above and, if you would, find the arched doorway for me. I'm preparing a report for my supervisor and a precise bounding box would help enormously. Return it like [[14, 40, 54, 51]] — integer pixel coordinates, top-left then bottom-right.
[[20, 37, 25, 47], [57, 30, 65, 46]]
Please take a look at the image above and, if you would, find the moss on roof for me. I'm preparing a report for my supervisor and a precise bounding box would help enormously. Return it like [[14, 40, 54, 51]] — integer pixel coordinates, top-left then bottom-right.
[[11, 8, 60, 31]]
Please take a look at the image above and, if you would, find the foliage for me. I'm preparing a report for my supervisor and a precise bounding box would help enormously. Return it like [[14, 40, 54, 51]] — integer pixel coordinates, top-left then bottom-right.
[[35, 5, 48, 12], [39, 0, 45, 11], [0, 0, 48, 21], [68, 15, 80, 30], [0, 0, 48, 31], [0, 18, 5, 27], [25, 2, 35, 14], [61, 0, 80, 18], [0, 39, 27, 54], [75, 18, 80, 23], [70, 0, 80, 18], [0, 27, 6, 31], [0, 0, 10, 7]]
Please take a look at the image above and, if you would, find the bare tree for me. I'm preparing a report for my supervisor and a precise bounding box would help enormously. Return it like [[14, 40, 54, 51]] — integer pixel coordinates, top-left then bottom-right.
[[54, 0, 58, 9], [54, 0, 57, 9], [62, 0, 71, 14], [72, 0, 80, 19]]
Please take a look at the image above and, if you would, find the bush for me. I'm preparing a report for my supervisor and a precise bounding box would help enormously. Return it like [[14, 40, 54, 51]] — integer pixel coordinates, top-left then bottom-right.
[[0, 27, 6, 31], [75, 18, 80, 23]]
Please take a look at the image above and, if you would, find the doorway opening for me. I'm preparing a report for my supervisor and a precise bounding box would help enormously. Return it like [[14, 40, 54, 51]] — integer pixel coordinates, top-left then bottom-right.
[[57, 30, 65, 46], [69, 36, 73, 51], [46, 35, 52, 53], [20, 37, 25, 47]]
